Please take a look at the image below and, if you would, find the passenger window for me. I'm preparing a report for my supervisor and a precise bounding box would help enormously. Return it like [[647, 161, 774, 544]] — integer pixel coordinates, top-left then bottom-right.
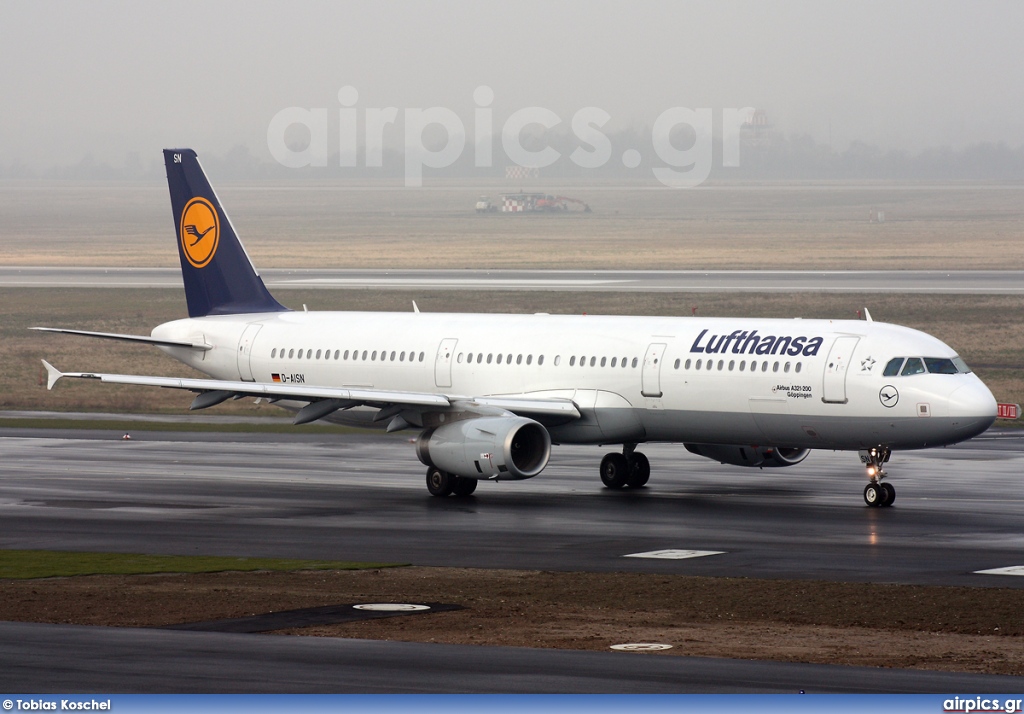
[[883, 358, 904, 377], [762, 362, 768, 372], [696, 359, 702, 369], [622, 357, 628, 368], [924, 357, 958, 375], [901, 358, 925, 376], [389, 351, 395, 361], [739, 361, 745, 371], [343, 350, 349, 359], [288, 349, 294, 358], [685, 359, 691, 369], [538, 355, 544, 366], [334, 350, 339, 360], [673, 359, 680, 369], [591, 356, 597, 367], [271, 348, 277, 358], [555, 355, 561, 366], [772, 361, 779, 372], [729, 360, 735, 371], [316, 349, 321, 359], [784, 362, 790, 373], [795, 362, 802, 373], [419, 352, 425, 362], [527, 355, 533, 365], [706, 360, 713, 371], [631, 357, 638, 368], [496, 354, 503, 364], [456, 353, 462, 363], [362, 350, 368, 360], [371, 351, 377, 361], [750, 360, 756, 371], [487, 354, 493, 364], [297, 350, 303, 360], [600, 357, 606, 367], [580, 356, 586, 367], [467, 352, 473, 363], [507, 354, 513, 364], [570, 356, 576, 366], [401, 351, 407, 362]]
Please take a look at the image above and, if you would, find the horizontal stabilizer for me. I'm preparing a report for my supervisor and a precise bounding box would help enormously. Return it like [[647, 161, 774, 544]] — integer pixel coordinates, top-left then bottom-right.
[[32, 327, 211, 351]]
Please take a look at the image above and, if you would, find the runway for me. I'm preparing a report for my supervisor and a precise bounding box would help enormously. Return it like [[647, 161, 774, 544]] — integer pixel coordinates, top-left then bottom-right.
[[2, 427, 1023, 584], [2, 425, 1024, 692], [2, 266, 1024, 293]]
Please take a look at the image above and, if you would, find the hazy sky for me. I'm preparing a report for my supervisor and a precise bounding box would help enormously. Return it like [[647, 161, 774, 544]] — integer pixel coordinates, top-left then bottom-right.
[[3, 0, 1022, 168]]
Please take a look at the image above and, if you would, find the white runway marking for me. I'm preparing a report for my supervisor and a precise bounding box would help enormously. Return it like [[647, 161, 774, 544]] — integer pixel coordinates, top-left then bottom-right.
[[353, 604, 431, 612], [610, 643, 674, 652], [623, 549, 725, 560], [974, 566, 1024, 576]]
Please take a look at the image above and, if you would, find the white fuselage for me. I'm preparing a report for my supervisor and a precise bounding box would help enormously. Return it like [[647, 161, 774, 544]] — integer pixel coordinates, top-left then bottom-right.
[[153, 310, 997, 451]]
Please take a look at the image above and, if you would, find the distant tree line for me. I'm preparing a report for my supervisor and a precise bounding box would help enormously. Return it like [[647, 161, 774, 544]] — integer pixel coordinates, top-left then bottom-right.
[[3, 131, 1024, 182]]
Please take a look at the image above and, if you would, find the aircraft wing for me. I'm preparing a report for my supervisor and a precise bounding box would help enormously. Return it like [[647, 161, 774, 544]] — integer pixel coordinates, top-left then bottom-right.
[[31, 327, 211, 351], [40, 361, 581, 426]]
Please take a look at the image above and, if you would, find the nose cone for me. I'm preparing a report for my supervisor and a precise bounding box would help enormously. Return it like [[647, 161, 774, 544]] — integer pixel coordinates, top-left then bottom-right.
[[948, 380, 998, 440]]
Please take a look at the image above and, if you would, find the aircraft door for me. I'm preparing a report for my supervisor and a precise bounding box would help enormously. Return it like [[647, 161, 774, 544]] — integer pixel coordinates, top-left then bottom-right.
[[434, 338, 458, 388], [641, 342, 667, 398], [822, 336, 860, 404], [236, 323, 262, 382]]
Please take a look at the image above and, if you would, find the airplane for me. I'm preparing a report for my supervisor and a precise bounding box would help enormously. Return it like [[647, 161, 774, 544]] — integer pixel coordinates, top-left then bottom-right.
[[37, 148, 997, 506]]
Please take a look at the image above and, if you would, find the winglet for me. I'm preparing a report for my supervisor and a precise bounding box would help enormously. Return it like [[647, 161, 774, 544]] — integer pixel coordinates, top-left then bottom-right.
[[41, 360, 63, 390], [863, 307, 874, 322]]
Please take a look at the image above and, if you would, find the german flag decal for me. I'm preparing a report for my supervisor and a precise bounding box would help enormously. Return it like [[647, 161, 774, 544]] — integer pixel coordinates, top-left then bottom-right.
[[271, 373, 281, 383]]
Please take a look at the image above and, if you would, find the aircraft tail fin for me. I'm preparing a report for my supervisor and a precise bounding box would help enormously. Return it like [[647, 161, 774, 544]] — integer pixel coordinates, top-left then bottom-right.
[[163, 149, 287, 318]]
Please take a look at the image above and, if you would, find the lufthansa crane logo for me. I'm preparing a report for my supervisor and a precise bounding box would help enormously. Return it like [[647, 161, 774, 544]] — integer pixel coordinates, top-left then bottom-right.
[[179, 197, 220, 268]]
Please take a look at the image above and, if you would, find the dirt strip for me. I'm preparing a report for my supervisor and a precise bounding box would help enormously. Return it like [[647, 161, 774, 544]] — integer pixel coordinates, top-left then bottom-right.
[[2, 567, 1022, 676]]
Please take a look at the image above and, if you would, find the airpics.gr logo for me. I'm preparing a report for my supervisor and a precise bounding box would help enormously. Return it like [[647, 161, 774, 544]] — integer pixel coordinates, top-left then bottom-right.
[[179, 197, 220, 268]]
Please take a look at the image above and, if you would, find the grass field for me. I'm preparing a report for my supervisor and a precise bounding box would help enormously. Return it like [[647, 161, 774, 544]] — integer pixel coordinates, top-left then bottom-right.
[[0, 549, 403, 579], [5, 287, 1024, 415], [1, 181, 1023, 269]]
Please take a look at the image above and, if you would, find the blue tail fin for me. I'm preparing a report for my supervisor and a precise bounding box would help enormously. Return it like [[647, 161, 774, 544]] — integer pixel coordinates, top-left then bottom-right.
[[163, 149, 287, 318]]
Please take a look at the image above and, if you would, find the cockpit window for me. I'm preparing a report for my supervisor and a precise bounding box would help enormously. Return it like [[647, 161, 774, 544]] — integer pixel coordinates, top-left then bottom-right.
[[901, 357, 926, 376], [885, 355, 971, 376], [952, 356, 972, 374], [924, 357, 958, 375], [883, 358, 904, 377]]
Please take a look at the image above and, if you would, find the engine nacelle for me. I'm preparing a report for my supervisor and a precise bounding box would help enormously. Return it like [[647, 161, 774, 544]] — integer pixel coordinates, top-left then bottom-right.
[[684, 444, 810, 468], [416, 416, 551, 480]]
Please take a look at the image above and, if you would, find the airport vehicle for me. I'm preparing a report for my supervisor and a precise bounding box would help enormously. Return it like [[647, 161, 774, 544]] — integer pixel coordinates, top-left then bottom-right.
[[37, 149, 997, 504]]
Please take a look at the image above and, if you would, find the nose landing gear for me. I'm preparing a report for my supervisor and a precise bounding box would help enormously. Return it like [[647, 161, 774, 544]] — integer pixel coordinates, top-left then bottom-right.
[[860, 447, 895, 507]]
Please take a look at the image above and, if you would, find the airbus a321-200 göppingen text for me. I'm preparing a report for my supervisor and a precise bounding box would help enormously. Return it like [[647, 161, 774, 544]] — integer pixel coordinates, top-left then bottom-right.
[[37, 149, 997, 505]]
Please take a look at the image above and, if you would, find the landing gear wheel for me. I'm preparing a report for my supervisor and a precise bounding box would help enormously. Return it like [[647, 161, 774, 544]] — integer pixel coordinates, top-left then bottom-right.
[[626, 452, 651, 488], [881, 482, 896, 507], [451, 476, 479, 497], [864, 482, 883, 507], [426, 467, 455, 497], [600, 453, 630, 489]]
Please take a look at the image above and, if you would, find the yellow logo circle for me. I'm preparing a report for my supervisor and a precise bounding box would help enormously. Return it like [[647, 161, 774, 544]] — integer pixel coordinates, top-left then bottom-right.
[[179, 197, 220, 268]]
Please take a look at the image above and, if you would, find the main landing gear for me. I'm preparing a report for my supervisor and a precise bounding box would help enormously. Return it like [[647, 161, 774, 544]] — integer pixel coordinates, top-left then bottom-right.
[[426, 467, 478, 497], [860, 447, 895, 507], [600, 444, 651, 490]]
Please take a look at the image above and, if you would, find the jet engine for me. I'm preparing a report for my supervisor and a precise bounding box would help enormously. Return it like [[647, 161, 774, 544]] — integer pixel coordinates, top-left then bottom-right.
[[684, 444, 810, 468], [416, 416, 551, 480]]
